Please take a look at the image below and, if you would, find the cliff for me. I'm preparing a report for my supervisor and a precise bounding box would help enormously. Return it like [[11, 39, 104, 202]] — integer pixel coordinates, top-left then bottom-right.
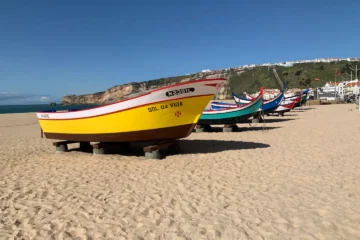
[[61, 60, 360, 105], [61, 73, 230, 105], [61, 82, 148, 105]]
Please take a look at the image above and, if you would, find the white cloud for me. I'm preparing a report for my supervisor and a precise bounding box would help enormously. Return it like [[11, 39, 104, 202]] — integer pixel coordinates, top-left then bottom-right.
[[40, 96, 50, 101], [0, 92, 54, 104]]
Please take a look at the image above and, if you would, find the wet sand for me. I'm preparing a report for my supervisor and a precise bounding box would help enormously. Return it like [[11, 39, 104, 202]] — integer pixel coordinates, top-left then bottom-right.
[[0, 104, 360, 239]]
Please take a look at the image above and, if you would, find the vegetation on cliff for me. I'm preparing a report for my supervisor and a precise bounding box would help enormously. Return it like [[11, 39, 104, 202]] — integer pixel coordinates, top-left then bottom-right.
[[61, 60, 360, 104], [228, 61, 360, 94]]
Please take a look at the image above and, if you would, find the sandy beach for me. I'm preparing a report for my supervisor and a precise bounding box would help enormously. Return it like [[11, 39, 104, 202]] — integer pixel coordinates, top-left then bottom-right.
[[1, 104, 360, 240]]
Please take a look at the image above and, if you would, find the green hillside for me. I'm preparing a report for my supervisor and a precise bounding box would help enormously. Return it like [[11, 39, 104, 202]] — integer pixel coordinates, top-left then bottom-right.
[[142, 60, 360, 98], [229, 61, 360, 94]]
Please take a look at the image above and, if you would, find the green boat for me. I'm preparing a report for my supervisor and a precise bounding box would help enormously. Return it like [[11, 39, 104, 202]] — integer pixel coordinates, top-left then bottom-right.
[[300, 89, 310, 106], [197, 88, 263, 126]]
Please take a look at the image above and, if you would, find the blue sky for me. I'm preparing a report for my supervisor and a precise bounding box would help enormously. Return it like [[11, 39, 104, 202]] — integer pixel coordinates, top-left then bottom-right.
[[1, 0, 359, 104]]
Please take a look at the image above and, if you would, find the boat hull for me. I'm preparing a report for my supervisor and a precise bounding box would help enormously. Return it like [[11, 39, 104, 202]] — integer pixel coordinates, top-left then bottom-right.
[[198, 94, 262, 125], [39, 95, 213, 142], [294, 101, 301, 108], [292, 94, 307, 107], [274, 102, 295, 113], [37, 78, 227, 142], [44, 123, 197, 142], [232, 92, 284, 114], [300, 94, 307, 105], [261, 105, 281, 114], [275, 108, 291, 114], [284, 95, 301, 108], [197, 112, 256, 125]]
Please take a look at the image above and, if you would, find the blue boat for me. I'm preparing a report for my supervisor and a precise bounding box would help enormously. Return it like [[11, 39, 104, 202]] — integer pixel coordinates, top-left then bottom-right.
[[233, 91, 284, 114], [210, 88, 284, 115], [301, 89, 310, 105]]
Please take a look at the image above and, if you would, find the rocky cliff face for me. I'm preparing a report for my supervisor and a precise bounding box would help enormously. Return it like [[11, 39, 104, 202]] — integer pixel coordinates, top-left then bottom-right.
[[61, 73, 231, 105], [61, 82, 148, 105]]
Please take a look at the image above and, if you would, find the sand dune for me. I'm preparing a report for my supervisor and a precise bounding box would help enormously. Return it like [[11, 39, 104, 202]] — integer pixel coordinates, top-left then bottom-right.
[[1, 104, 360, 239]]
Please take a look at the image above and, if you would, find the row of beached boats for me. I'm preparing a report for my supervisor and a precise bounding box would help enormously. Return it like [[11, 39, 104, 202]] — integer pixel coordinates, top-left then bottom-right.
[[36, 77, 310, 143], [197, 84, 309, 130]]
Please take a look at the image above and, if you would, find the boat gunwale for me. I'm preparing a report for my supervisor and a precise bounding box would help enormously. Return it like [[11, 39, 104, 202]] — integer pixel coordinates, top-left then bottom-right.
[[234, 91, 283, 104], [263, 92, 284, 104], [232, 91, 260, 104], [36, 78, 227, 114], [285, 95, 301, 103], [38, 94, 215, 121], [210, 102, 238, 108]]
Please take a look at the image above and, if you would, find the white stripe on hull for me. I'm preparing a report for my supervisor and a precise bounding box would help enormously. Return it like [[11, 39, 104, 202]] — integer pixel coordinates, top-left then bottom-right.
[[274, 105, 292, 112]]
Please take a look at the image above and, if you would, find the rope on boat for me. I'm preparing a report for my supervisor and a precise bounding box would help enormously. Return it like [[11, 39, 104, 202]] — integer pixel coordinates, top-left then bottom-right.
[[0, 122, 38, 128]]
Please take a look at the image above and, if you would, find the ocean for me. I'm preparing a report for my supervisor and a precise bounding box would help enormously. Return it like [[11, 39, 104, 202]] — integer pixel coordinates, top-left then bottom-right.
[[0, 104, 100, 114]]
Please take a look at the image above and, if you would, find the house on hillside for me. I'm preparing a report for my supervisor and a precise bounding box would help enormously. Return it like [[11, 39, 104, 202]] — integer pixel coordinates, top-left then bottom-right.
[[346, 57, 360, 62], [323, 82, 339, 91], [344, 81, 360, 95], [315, 80, 360, 100]]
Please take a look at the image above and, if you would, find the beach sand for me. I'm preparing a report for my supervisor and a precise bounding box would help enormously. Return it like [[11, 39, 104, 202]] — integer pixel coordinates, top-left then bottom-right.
[[1, 104, 360, 239]]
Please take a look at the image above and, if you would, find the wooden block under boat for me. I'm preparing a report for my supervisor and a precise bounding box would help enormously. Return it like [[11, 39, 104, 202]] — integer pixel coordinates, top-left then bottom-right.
[[143, 140, 179, 153], [52, 141, 78, 146]]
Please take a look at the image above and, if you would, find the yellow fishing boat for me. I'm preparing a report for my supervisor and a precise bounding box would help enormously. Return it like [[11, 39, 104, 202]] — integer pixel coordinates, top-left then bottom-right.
[[36, 78, 227, 142]]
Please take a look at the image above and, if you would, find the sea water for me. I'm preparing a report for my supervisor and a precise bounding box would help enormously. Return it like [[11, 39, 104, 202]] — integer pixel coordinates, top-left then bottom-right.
[[0, 104, 99, 114]]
